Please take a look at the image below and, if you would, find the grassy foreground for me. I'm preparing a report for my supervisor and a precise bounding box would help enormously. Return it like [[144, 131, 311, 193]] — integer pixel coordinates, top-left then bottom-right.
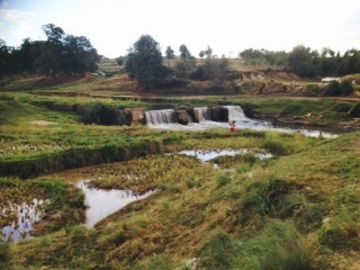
[[0, 130, 358, 270]]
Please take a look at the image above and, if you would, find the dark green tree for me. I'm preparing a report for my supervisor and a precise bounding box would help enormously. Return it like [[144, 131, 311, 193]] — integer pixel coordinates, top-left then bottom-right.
[[165, 46, 175, 67], [179, 44, 191, 59], [288, 45, 316, 77], [116, 56, 125, 66], [125, 35, 168, 89]]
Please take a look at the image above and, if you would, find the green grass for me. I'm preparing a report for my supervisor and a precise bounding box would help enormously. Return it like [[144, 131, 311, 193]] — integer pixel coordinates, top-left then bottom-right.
[[1, 131, 357, 269], [1, 78, 359, 269]]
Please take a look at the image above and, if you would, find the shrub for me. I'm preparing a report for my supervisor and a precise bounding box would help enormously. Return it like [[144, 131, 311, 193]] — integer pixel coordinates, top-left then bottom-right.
[[173, 58, 196, 79], [324, 80, 354, 96], [82, 103, 117, 125]]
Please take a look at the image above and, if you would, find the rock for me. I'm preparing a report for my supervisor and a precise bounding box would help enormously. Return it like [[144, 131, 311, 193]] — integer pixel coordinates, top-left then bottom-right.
[[211, 106, 228, 122], [348, 103, 360, 118], [114, 110, 132, 125], [129, 109, 146, 125], [175, 109, 189, 125]]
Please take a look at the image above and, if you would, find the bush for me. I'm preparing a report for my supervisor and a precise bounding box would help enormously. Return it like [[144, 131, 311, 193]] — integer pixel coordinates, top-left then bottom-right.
[[82, 103, 117, 125], [324, 80, 354, 96], [173, 58, 196, 79]]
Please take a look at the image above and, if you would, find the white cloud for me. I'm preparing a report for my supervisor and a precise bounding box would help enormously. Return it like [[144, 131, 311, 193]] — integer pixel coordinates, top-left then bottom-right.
[[0, 7, 41, 45]]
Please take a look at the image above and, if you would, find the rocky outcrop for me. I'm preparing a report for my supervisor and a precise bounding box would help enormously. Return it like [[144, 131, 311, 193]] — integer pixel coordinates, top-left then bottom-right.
[[211, 107, 228, 122], [129, 109, 146, 125], [175, 109, 190, 125]]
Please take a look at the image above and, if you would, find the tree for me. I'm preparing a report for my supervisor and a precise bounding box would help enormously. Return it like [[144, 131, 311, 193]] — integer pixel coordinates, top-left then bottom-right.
[[125, 35, 168, 89], [0, 40, 10, 76], [62, 35, 98, 75], [116, 56, 125, 66], [0, 24, 98, 78], [165, 46, 175, 67], [42, 24, 64, 44], [204, 46, 213, 58], [179, 44, 191, 59], [288, 45, 316, 77], [173, 57, 196, 79], [36, 24, 66, 77]]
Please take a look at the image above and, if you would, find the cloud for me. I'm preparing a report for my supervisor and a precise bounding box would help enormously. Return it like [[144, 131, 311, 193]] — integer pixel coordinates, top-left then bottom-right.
[[0, 8, 34, 22], [0, 8, 39, 45]]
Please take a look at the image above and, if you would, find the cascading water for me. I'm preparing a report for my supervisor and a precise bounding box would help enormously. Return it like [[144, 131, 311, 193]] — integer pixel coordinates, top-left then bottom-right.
[[145, 109, 177, 125], [143, 106, 336, 138], [223, 105, 248, 122], [193, 107, 211, 122]]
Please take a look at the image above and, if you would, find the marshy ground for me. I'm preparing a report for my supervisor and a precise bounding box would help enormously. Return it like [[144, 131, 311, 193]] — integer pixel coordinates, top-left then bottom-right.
[[0, 75, 359, 269]]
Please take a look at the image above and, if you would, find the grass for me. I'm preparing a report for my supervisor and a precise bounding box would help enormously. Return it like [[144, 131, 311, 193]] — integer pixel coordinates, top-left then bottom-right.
[[0, 76, 359, 269], [0, 131, 357, 269]]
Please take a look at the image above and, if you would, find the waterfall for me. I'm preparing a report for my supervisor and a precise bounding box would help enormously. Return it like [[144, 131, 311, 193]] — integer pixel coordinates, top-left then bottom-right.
[[223, 105, 248, 122], [193, 107, 211, 122], [145, 109, 177, 125]]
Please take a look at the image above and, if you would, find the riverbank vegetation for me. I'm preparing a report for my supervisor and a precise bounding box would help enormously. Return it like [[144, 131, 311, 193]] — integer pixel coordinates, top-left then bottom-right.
[[0, 129, 358, 269]]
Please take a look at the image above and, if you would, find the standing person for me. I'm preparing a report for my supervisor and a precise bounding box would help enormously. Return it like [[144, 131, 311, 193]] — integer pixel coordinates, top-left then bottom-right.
[[229, 120, 236, 134]]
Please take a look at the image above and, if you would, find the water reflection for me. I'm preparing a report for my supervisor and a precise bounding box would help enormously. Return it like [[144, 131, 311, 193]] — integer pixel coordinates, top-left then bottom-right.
[[77, 181, 154, 227], [178, 149, 273, 163], [1, 199, 51, 242]]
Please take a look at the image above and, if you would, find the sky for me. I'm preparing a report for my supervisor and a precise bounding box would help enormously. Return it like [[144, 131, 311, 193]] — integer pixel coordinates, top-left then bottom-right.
[[0, 0, 359, 58]]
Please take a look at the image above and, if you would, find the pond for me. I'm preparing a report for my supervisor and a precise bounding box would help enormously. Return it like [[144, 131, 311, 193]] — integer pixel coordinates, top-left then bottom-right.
[[77, 181, 155, 227], [1, 199, 51, 242], [178, 149, 273, 163]]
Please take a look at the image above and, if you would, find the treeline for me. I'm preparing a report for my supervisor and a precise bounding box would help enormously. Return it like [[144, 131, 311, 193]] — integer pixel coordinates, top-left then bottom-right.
[[240, 46, 360, 77], [124, 35, 238, 89], [0, 24, 99, 77]]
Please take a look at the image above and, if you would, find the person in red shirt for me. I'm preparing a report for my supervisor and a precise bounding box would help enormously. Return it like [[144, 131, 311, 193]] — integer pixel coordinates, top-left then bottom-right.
[[229, 120, 236, 134]]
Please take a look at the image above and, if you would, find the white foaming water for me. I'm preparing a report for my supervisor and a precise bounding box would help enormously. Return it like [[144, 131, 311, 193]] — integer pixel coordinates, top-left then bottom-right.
[[77, 181, 154, 227], [145, 109, 176, 125], [146, 106, 337, 138], [193, 107, 211, 121]]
